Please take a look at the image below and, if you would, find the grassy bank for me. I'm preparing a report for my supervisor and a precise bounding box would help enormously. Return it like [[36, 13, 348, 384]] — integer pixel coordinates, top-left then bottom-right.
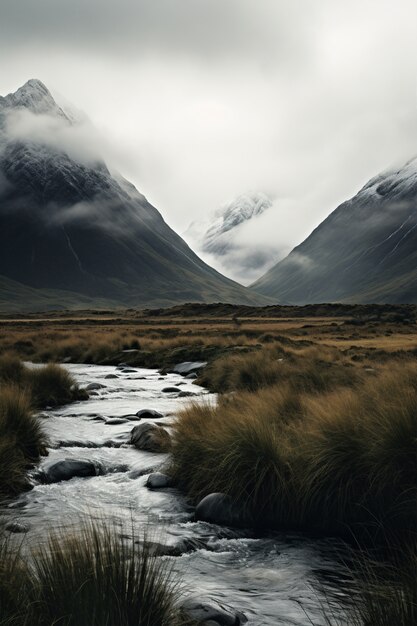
[[0, 357, 87, 497], [0, 356, 87, 408], [172, 360, 417, 540], [0, 523, 185, 626], [0, 386, 47, 497]]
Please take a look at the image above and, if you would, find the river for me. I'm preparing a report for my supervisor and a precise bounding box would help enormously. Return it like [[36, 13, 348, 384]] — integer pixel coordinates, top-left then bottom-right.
[[2, 363, 353, 625]]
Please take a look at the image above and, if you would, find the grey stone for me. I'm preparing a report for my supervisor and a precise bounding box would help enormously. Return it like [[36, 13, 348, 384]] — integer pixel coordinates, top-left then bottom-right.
[[178, 391, 197, 397], [104, 373, 119, 379], [146, 472, 175, 489], [195, 493, 253, 528], [181, 598, 247, 625], [162, 386, 179, 393], [85, 382, 105, 391], [185, 372, 198, 379], [5, 522, 30, 534], [43, 459, 99, 483], [173, 361, 207, 375], [105, 418, 128, 425], [130, 423, 171, 452], [136, 409, 164, 419]]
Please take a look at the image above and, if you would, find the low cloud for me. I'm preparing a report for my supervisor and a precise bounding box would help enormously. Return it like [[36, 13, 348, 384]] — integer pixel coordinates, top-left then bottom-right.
[[4, 109, 107, 167]]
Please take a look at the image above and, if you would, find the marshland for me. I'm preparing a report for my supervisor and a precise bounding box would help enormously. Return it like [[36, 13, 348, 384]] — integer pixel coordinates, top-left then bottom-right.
[[0, 303, 416, 625]]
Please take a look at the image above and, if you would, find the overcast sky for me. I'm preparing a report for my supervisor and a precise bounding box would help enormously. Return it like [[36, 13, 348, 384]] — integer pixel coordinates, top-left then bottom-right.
[[1, 0, 417, 282]]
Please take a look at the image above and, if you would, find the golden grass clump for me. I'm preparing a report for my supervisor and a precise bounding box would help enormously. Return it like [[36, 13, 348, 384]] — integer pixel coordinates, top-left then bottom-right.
[[197, 344, 361, 393], [0, 385, 46, 497], [0, 523, 185, 626], [0, 355, 87, 409], [172, 364, 417, 539]]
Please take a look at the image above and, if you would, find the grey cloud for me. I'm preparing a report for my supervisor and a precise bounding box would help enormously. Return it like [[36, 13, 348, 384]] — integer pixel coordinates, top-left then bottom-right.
[[4, 109, 106, 166], [0, 0, 316, 67], [0, 0, 416, 281]]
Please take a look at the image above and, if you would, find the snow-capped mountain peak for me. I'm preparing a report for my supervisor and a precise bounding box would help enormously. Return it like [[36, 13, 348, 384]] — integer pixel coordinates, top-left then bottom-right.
[[208, 191, 272, 239], [0, 79, 72, 121], [184, 191, 277, 285]]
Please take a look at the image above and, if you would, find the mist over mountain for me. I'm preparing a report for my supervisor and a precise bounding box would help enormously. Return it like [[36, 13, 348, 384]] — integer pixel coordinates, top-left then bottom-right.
[[0, 80, 267, 311], [184, 192, 282, 285], [253, 156, 417, 304]]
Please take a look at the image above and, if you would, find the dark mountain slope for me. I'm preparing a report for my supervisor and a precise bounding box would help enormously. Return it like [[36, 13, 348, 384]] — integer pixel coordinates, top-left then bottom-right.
[[0, 80, 266, 310], [252, 157, 417, 304]]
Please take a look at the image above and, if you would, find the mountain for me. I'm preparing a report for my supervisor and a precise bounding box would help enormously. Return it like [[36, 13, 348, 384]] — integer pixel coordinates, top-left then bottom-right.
[[184, 191, 277, 284], [252, 157, 417, 304], [0, 80, 267, 311]]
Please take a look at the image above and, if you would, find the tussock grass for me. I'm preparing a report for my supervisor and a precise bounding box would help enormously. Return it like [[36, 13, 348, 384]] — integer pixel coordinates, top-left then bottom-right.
[[172, 364, 417, 538], [0, 386, 46, 497], [322, 544, 417, 626], [0, 523, 185, 626], [197, 345, 361, 393], [0, 355, 86, 408], [29, 364, 87, 407]]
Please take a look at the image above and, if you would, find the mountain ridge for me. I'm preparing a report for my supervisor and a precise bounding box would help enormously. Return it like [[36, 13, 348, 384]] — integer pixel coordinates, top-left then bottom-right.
[[252, 155, 417, 304], [0, 80, 268, 311]]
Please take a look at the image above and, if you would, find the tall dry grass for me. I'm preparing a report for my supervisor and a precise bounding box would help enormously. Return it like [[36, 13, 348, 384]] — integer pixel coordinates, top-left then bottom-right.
[[0, 385, 46, 497], [0, 522, 186, 626], [0, 355, 87, 408], [197, 345, 362, 393], [172, 363, 417, 538]]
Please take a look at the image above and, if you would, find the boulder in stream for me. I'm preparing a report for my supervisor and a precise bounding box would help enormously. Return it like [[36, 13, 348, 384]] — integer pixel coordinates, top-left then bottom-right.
[[181, 598, 247, 625], [130, 423, 171, 452], [173, 361, 207, 375], [162, 386, 179, 393], [146, 472, 175, 489], [136, 409, 164, 419], [85, 382, 106, 391], [5, 521, 30, 534], [195, 493, 253, 528], [42, 459, 99, 483]]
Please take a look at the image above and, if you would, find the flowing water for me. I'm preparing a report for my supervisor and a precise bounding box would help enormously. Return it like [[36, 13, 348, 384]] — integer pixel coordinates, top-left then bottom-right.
[[2, 363, 353, 625]]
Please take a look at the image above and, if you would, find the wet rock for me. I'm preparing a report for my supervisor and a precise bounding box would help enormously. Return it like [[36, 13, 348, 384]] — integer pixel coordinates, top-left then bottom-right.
[[89, 391, 99, 396], [136, 409, 164, 419], [120, 414, 141, 421], [144, 537, 208, 557], [178, 391, 197, 398], [85, 382, 106, 391], [121, 368, 137, 373], [104, 373, 119, 379], [173, 361, 207, 376], [130, 423, 171, 452], [128, 466, 157, 479], [42, 459, 99, 483], [162, 386, 179, 393], [185, 372, 198, 379], [195, 493, 253, 528], [181, 598, 247, 625], [146, 472, 175, 489], [105, 418, 128, 425], [5, 521, 30, 534]]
